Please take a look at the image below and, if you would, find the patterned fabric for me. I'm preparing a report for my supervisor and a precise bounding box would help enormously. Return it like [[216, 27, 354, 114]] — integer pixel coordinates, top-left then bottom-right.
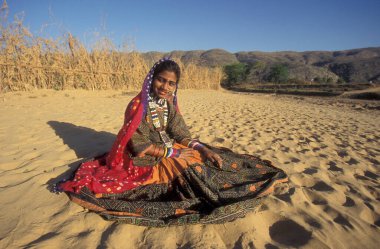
[[128, 100, 191, 166], [60, 58, 179, 194], [59, 57, 288, 226], [67, 145, 287, 226]]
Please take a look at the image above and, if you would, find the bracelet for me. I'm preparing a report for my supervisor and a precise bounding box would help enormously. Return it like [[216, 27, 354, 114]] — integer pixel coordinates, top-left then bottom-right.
[[163, 147, 168, 157], [187, 140, 193, 147], [165, 148, 180, 158], [188, 140, 205, 150], [167, 148, 173, 157]]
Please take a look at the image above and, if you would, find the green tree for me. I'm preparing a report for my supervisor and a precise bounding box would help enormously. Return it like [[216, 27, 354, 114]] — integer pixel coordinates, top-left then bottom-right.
[[266, 64, 289, 83], [337, 77, 345, 84], [223, 63, 249, 87]]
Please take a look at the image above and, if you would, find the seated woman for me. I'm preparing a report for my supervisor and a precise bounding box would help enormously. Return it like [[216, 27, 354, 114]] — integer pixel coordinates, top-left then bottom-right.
[[60, 58, 288, 226]]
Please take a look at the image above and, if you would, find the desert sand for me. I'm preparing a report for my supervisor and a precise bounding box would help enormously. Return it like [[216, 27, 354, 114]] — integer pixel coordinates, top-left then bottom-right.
[[0, 89, 379, 249]]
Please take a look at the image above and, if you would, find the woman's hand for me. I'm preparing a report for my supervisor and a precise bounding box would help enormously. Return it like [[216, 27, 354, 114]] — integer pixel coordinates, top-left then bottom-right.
[[177, 148, 194, 159], [200, 147, 223, 168]]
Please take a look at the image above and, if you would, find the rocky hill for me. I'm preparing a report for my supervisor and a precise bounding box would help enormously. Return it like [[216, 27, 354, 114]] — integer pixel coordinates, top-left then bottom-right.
[[142, 47, 380, 83]]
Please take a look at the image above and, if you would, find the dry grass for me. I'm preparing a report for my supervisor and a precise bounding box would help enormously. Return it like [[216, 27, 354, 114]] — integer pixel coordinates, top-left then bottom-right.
[[0, 1, 222, 92]]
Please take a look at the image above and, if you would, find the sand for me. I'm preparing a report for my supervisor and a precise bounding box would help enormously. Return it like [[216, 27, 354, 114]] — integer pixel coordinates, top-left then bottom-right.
[[0, 89, 379, 249]]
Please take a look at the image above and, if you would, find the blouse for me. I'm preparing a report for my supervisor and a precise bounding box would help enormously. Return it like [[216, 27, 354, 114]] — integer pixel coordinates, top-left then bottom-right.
[[127, 101, 191, 166]]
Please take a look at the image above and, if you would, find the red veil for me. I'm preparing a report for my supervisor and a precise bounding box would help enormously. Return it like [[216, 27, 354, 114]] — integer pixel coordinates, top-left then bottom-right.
[[60, 58, 179, 194]]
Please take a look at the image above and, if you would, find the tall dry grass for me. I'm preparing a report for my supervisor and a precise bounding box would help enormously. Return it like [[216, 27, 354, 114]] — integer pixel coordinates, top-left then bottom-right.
[[0, 1, 221, 92]]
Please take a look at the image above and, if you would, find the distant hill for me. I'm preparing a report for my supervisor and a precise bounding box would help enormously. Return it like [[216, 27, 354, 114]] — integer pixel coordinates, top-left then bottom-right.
[[142, 47, 380, 83]]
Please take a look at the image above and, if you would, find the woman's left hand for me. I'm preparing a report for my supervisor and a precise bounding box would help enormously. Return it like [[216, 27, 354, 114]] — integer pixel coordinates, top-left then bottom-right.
[[200, 147, 223, 168]]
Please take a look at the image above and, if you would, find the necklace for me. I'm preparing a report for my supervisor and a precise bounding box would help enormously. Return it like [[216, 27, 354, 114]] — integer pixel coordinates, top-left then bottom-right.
[[148, 96, 172, 148]]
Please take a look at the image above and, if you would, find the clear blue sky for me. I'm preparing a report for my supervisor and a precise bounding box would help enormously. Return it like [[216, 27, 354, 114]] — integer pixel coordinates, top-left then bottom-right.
[[5, 0, 380, 52]]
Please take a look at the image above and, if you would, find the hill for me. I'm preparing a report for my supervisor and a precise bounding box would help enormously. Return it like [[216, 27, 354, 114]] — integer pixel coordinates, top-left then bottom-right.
[[142, 47, 380, 83]]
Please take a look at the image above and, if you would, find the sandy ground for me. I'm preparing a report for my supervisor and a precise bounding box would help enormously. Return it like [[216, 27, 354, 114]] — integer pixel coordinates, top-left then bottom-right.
[[0, 89, 379, 249]]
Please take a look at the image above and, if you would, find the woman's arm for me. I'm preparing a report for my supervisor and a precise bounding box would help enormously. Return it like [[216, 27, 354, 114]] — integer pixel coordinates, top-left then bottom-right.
[[142, 144, 193, 159]]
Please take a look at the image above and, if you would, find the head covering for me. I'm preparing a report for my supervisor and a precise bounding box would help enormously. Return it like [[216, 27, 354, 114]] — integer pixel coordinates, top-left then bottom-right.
[[60, 58, 180, 194]]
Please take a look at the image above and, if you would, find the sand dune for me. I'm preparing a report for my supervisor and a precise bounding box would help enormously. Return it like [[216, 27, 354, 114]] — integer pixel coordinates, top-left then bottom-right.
[[0, 90, 379, 248]]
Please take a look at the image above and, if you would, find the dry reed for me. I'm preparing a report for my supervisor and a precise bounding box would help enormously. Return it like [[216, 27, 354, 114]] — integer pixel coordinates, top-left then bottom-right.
[[0, 1, 221, 92]]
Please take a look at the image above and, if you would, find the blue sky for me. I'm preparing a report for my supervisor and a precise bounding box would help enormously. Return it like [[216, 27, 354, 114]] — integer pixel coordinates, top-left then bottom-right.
[[5, 0, 380, 52]]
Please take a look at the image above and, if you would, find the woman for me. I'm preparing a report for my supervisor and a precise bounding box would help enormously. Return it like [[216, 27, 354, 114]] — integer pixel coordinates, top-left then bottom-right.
[[60, 58, 287, 226]]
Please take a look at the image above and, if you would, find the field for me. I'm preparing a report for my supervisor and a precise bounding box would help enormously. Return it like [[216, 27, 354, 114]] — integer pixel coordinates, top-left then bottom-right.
[[0, 4, 221, 92]]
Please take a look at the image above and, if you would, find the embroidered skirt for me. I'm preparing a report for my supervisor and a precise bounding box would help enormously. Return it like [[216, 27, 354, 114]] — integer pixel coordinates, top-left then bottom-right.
[[65, 144, 288, 226]]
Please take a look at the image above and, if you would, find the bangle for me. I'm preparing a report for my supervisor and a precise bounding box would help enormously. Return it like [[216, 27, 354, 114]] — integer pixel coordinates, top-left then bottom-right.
[[165, 148, 180, 158], [167, 148, 173, 157], [186, 139, 192, 147], [188, 140, 197, 147], [163, 147, 168, 157], [188, 140, 205, 150]]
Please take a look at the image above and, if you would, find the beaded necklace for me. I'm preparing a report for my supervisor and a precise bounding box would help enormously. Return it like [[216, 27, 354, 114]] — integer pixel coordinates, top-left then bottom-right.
[[148, 97, 168, 129], [148, 96, 172, 147]]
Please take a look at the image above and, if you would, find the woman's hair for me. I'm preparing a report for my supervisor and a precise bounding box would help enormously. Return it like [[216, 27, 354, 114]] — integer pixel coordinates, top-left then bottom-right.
[[153, 60, 181, 83]]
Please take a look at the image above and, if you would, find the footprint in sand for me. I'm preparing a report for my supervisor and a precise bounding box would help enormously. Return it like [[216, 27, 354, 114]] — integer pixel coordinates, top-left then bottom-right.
[[347, 157, 359, 165], [354, 173, 376, 182], [264, 243, 279, 249], [290, 157, 300, 163], [328, 161, 343, 172], [317, 153, 328, 158], [375, 219, 380, 228], [274, 187, 295, 203], [347, 184, 359, 194], [364, 170, 379, 180], [366, 157, 379, 165], [23, 232, 60, 248], [333, 213, 354, 230], [342, 196, 356, 207], [302, 167, 318, 175], [311, 181, 335, 192], [323, 205, 355, 230], [337, 150, 348, 158], [213, 137, 225, 143], [304, 216, 322, 229], [269, 219, 312, 247]]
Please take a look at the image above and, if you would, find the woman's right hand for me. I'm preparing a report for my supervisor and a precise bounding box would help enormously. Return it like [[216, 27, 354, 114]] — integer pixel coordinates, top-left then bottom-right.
[[199, 147, 223, 168]]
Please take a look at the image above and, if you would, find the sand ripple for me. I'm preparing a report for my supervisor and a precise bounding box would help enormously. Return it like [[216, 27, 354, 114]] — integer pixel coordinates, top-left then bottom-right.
[[0, 90, 379, 248]]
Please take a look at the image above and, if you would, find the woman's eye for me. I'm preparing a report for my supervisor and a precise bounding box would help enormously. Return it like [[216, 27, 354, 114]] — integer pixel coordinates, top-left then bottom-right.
[[155, 76, 176, 86]]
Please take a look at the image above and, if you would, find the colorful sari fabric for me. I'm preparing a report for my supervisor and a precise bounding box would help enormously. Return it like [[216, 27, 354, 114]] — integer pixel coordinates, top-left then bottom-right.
[[60, 58, 288, 226], [60, 58, 177, 194]]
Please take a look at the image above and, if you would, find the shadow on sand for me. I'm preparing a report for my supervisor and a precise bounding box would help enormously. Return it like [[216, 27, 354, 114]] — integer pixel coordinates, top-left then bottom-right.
[[47, 121, 116, 158], [45, 121, 116, 193]]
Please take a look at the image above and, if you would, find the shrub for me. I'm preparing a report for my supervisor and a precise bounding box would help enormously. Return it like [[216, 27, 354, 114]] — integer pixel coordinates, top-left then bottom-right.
[[265, 64, 289, 83], [314, 76, 334, 83], [222, 63, 249, 87]]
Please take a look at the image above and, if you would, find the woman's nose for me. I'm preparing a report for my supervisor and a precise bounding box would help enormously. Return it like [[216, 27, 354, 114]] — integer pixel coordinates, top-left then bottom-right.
[[162, 82, 170, 90]]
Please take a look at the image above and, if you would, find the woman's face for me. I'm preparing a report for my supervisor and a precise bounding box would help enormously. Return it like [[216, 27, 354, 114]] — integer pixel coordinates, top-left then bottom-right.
[[152, 70, 177, 99]]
